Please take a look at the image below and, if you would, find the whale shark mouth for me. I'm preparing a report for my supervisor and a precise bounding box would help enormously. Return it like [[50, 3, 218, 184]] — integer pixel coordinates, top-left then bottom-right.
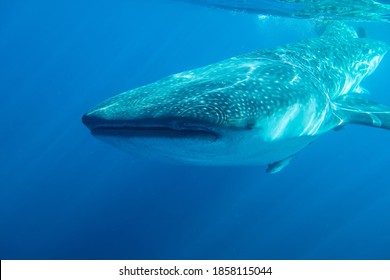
[[82, 115, 219, 140]]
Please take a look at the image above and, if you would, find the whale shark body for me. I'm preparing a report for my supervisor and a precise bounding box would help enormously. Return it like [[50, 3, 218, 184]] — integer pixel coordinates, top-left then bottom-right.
[[82, 23, 389, 173]]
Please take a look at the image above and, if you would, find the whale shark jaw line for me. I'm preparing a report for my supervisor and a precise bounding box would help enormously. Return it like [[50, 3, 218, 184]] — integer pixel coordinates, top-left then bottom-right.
[[82, 115, 220, 140]]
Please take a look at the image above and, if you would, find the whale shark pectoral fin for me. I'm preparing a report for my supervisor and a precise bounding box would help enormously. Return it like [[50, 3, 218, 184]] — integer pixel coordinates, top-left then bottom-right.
[[266, 156, 294, 174], [333, 96, 390, 130], [333, 125, 345, 132]]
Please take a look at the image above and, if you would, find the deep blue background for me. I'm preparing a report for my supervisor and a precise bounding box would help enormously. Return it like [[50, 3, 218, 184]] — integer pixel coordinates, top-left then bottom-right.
[[1, 0, 390, 259]]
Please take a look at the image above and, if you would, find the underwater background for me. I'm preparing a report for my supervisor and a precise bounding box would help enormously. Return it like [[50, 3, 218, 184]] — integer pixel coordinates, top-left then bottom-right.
[[1, 0, 390, 259]]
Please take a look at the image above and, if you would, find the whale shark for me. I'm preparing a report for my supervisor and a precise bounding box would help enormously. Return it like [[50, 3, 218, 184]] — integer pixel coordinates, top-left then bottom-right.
[[175, 0, 390, 22], [82, 22, 389, 173]]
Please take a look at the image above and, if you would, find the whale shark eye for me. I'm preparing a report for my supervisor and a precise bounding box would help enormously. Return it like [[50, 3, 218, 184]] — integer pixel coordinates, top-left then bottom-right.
[[246, 121, 256, 129]]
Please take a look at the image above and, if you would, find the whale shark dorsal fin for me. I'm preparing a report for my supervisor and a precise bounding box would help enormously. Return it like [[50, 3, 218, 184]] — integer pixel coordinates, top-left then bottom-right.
[[315, 21, 358, 39], [333, 95, 390, 130], [266, 156, 294, 174]]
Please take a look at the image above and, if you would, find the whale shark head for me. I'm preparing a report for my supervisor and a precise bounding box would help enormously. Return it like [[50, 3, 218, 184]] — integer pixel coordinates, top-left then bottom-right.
[[82, 66, 278, 164], [82, 81, 226, 145]]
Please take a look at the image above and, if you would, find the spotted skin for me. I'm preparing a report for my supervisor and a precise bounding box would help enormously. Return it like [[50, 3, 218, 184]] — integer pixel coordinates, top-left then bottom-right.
[[82, 23, 389, 171]]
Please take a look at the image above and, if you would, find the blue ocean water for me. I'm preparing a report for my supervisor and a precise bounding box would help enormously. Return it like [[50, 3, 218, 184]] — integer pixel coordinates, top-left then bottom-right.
[[1, 0, 390, 259]]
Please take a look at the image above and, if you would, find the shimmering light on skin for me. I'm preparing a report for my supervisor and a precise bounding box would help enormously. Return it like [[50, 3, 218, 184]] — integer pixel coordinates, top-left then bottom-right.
[[257, 15, 269, 21], [89, 103, 117, 113], [289, 74, 300, 84], [340, 73, 355, 95], [270, 104, 300, 140]]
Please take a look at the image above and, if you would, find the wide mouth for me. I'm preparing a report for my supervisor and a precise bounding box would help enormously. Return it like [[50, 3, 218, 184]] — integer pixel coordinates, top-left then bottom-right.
[[82, 114, 219, 140]]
